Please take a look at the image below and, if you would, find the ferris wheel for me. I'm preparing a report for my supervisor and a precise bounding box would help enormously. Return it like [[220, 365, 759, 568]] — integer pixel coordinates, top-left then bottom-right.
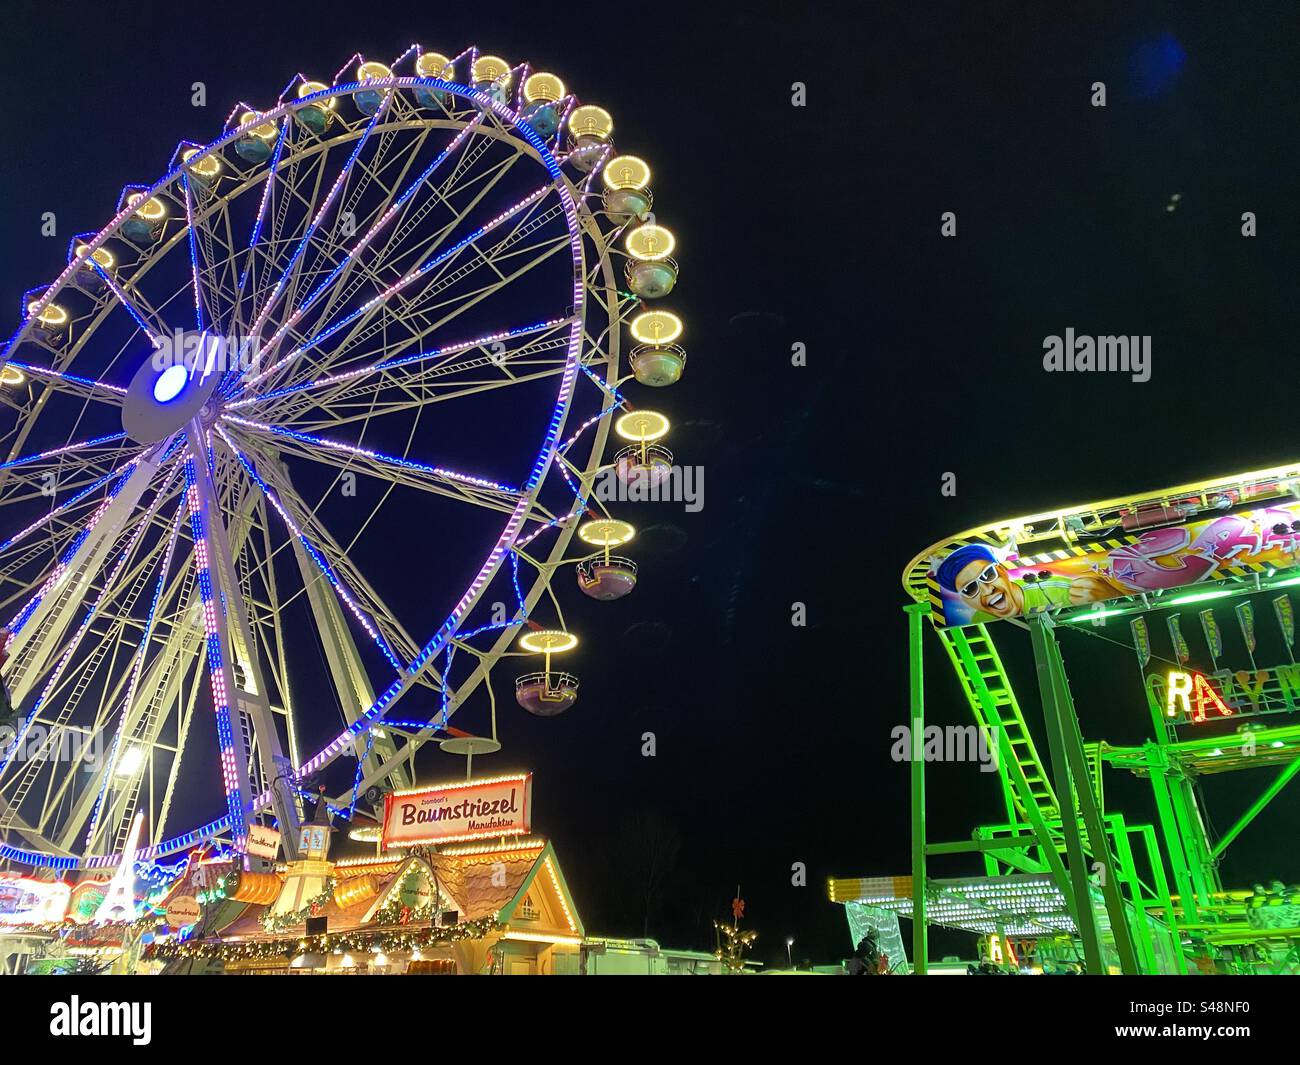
[[0, 45, 684, 872]]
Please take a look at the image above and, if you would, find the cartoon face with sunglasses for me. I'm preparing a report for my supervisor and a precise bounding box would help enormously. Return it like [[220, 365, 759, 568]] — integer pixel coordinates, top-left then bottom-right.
[[936, 545, 1112, 621]]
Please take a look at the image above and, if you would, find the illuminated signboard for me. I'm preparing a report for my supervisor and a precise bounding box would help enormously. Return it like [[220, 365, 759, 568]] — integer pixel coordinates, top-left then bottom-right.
[[985, 934, 1018, 966], [0, 877, 71, 926], [246, 824, 281, 860], [382, 773, 533, 848], [1165, 671, 1234, 723]]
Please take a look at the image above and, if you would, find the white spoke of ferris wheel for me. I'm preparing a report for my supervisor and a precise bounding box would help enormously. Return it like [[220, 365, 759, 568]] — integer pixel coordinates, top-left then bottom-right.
[[280, 198, 571, 401], [278, 344, 583, 790], [50, 500, 194, 848], [254, 116, 486, 374], [222, 414, 520, 505], [181, 189, 322, 375], [226, 436, 427, 668], [0, 432, 131, 475], [0, 456, 180, 777], [235, 118, 291, 304], [2, 361, 127, 405], [227, 317, 570, 414], [0, 461, 134, 567], [182, 435, 302, 858], [181, 176, 210, 332], [283, 355, 559, 452], [338, 544, 557, 800], [294, 128, 521, 338], [82, 490, 187, 850], [89, 262, 166, 346], [77, 456, 265, 851], [0, 438, 147, 523], [246, 98, 393, 343], [261, 494, 553, 799], [213, 423, 405, 676], [256, 142, 528, 398], [241, 180, 556, 394], [3, 458, 148, 646], [184, 168, 238, 337]]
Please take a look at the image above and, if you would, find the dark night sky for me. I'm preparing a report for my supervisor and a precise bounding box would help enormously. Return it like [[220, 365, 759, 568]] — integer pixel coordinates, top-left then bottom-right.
[[2, 1, 1299, 967]]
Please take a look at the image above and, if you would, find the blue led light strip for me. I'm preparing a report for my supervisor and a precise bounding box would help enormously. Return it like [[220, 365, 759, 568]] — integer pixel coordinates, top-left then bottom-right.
[[182, 455, 249, 852], [5, 361, 127, 396], [181, 175, 207, 332], [0, 431, 128, 472], [222, 414, 518, 494], [266, 115, 485, 356], [90, 262, 162, 345], [235, 118, 289, 298], [228, 317, 570, 411]]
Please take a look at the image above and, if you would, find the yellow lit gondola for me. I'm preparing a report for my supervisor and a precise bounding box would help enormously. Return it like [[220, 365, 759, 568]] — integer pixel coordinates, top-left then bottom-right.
[[234, 111, 279, 164], [294, 81, 336, 134], [471, 54, 512, 107], [567, 105, 613, 172], [515, 629, 580, 716], [601, 155, 653, 219], [624, 224, 678, 298], [73, 243, 115, 293], [414, 52, 453, 108], [354, 61, 392, 115], [121, 192, 167, 245], [25, 300, 68, 345], [181, 147, 222, 189], [521, 72, 565, 137]]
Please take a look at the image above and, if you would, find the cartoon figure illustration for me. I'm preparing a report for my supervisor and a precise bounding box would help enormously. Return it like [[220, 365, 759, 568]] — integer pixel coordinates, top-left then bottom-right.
[[935, 545, 1114, 622]]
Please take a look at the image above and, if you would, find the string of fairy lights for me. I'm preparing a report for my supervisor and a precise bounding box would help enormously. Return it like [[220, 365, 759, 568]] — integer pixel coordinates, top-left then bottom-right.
[[145, 914, 502, 963]]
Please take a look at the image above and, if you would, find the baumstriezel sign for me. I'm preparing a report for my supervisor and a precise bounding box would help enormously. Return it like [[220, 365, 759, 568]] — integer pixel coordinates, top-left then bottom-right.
[[382, 773, 533, 847]]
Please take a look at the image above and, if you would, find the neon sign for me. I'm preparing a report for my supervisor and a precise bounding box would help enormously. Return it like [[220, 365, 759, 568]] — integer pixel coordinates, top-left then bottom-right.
[[0, 877, 71, 925], [1166, 671, 1234, 723], [985, 934, 1018, 966]]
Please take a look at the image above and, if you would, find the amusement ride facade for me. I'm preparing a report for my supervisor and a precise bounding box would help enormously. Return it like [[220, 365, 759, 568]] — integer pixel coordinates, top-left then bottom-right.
[[830, 463, 1300, 975]]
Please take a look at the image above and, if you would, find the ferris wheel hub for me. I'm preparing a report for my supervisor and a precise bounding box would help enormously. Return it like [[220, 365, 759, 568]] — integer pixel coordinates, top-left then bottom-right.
[[122, 332, 227, 443]]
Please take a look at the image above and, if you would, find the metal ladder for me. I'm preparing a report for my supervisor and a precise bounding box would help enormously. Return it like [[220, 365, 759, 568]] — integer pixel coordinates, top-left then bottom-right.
[[939, 624, 1059, 824]]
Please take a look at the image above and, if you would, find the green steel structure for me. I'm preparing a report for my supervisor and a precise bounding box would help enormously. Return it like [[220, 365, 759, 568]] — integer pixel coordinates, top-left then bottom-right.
[[833, 462, 1300, 975]]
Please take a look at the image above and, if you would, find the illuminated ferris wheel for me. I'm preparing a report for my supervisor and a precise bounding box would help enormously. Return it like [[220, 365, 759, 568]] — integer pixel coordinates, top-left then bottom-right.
[[0, 46, 685, 872]]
